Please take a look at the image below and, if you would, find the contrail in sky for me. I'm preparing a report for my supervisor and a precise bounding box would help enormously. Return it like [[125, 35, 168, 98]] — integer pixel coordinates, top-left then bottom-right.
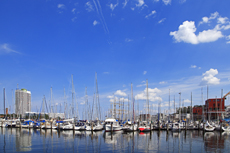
[[92, 0, 109, 34]]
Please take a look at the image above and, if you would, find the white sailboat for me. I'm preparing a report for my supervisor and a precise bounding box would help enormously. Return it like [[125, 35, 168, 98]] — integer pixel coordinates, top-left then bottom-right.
[[104, 118, 122, 132], [86, 72, 103, 131], [172, 122, 182, 132], [123, 83, 138, 131], [204, 121, 215, 132]]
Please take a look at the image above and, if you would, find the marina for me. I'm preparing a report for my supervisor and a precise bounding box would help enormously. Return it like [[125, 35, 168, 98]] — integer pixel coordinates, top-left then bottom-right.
[[1, 126, 230, 152]]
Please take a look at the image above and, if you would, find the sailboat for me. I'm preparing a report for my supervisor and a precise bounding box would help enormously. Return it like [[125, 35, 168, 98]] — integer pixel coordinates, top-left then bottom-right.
[[104, 118, 122, 132], [204, 121, 215, 132], [138, 79, 151, 132], [123, 83, 138, 132], [86, 72, 103, 131]]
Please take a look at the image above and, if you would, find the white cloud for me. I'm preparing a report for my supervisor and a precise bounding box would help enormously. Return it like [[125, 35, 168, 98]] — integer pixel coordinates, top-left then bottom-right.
[[224, 25, 230, 30], [57, 4, 65, 9], [190, 65, 197, 68], [145, 10, 156, 19], [85, 1, 94, 12], [227, 41, 230, 44], [137, 84, 144, 87], [93, 20, 99, 26], [184, 99, 191, 103], [135, 88, 162, 102], [137, 81, 146, 87], [72, 8, 76, 14], [162, 0, 171, 5], [159, 81, 167, 84], [218, 17, 228, 24], [180, 0, 186, 3], [109, 96, 128, 102], [199, 12, 219, 25], [114, 90, 127, 97], [136, 0, 144, 7], [120, 97, 129, 102], [200, 68, 220, 86], [202, 17, 209, 23], [170, 21, 223, 44], [125, 38, 133, 42], [143, 71, 147, 75], [197, 29, 223, 43], [109, 2, 119, 11], [158, 18, 166, 24], [72, 17, 77, 22], [107, 95, 114, 99], [0, 43, 20, 54], [123, 0, 129, 8]]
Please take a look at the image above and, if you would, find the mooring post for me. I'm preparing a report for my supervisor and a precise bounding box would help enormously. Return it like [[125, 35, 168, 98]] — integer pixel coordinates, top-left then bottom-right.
[[220, 122, 222, 133], [185, 121, 187, 131], [73, 123, 75, 136], [111, 122, 113, 133], [203, 121, 205, 133], [167, 123, 169, 133], [158, 121, 160, 131], [91, 121, 93, 133], [29, 122, 31, 130]]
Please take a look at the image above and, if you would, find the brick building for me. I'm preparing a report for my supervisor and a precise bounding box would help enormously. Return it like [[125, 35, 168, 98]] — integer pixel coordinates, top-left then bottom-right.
[[193, 105, 203, 120], [205, 98, 225, 120]]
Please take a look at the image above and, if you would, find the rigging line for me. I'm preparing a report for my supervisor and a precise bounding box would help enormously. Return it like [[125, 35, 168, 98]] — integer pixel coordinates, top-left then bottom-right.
[[44, 96, 49, 114]]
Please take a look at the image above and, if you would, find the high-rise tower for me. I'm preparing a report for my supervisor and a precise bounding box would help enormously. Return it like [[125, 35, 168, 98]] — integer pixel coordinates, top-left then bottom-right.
[[15, 88, 31, 117]]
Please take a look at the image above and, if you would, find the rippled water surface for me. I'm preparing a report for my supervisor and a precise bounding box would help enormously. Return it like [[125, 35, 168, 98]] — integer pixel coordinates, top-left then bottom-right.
[[0, 128, 230, 153]]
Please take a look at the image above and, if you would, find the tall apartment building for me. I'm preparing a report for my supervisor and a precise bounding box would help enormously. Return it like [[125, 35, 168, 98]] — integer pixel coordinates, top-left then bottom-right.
[[15, 88, 31, 116]]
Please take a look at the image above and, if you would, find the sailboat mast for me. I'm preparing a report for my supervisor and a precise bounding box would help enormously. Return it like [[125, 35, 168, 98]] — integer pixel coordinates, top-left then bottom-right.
[[85, 87, 88, 120], [174, 95, 175, 120], [95, 72, 101, 120], [207, 85, 209, 122], [131, 83, 134, 122], [71, 74, 74, 119], [146, 79, 149, 122], [50, 87, 53, 114], [64, 87, 66, 119], [179, 92, 181, 121], [3, 88, 5, 119], [201, 87, 204, 120], [221, 89, 223, 120], [216, 96, 218, 121], [168, 89, 170, 122], [191, 92, 193, 122]]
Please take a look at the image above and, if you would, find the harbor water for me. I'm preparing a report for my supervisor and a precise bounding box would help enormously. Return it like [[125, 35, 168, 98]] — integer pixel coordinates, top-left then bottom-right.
[[0, 128, 230, 153]]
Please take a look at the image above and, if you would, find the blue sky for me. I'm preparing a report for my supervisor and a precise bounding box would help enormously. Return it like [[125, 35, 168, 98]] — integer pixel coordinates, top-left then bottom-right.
[[1, 0, 230, 119]]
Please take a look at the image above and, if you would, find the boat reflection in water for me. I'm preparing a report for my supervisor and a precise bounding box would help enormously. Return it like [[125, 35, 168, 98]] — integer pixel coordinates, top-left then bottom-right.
[[204, 132, 226, 152], [0, 127, 230, 152]]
